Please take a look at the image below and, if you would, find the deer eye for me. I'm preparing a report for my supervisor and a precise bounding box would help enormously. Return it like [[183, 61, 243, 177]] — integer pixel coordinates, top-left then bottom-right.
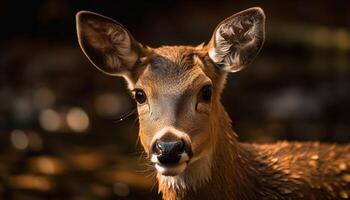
[[199, 85, 212, 102], [133, 89, 147, 104]]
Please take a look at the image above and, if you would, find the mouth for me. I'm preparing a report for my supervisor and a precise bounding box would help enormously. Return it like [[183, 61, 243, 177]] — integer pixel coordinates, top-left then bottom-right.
[[151, 154, 190, 176], [154, 162, 187, 176]]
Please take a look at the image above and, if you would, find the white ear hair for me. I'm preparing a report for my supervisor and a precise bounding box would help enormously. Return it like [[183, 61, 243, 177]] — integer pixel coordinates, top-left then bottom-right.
[[209, 24, 243, 72], [76, 11, 142, 77], [208, 7, 265, 72]]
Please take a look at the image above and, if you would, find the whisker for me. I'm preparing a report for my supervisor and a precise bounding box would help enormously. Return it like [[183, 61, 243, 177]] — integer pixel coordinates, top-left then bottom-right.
[[150, 173, 158, 192], [132, 115, 139, 126], [114, 108, 137, 123], [135, 134, 141, 152]]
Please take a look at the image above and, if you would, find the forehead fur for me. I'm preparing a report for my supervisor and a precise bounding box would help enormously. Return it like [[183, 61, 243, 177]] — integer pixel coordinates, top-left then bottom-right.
[[151, 45, 198, 74], [136, 45, 209, 92]]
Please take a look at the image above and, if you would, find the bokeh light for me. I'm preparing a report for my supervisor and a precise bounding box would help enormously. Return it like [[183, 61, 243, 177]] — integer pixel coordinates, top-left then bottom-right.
[[39, 109, 61, 132], [10, 129, 28, 150], [10, 174, 52, 191], [66, 107, 89, 133], [29, 156, 65, 175]]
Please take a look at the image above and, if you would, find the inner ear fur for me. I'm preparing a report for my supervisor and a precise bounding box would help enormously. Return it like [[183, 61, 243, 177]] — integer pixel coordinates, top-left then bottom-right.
[[208, 7, 265, 72], [76, 11, 146, 78]]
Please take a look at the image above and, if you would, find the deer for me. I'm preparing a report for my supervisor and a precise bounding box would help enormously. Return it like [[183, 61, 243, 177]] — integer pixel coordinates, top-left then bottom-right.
[[75, 7, 350, 200]]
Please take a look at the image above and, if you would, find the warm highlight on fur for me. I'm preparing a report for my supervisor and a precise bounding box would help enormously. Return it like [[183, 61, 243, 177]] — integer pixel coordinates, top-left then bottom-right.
[[158, 103, 350, 199], [76, 7, 350, 200]]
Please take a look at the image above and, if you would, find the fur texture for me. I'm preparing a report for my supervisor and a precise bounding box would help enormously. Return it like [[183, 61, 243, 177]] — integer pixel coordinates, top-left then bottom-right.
[[76, 8, 350, 200]]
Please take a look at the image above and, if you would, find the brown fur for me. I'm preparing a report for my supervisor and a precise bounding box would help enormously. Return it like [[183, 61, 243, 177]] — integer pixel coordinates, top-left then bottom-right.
[[153, 52, 350, 199], [159, 100, 350, 200], [76, 8, 350, 200]]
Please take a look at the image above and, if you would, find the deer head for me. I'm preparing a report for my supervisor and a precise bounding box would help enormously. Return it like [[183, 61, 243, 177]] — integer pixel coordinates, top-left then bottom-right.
[[76, 7, 265, 189]]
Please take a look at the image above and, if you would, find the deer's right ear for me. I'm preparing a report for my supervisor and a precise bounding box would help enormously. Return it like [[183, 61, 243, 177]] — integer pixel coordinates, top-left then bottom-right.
[[207, 7, 265, 73], [76, 11, 145, 80]]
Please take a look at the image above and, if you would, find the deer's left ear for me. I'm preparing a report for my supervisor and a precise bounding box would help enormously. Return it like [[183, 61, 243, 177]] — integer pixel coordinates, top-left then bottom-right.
[[76, 11, 146, 81], [207, 7, 265, 72]]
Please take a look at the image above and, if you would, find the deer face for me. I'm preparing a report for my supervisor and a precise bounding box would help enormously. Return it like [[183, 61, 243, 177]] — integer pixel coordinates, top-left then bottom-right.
[[133, 46, 219, 176], [76, 7, 265, 178]]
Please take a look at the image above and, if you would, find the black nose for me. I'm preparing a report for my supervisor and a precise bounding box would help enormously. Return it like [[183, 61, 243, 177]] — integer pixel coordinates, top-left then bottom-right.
[[152, 140, 185, 165]]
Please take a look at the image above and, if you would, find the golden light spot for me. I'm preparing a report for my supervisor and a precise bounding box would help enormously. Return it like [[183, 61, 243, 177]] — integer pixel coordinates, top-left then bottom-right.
[[272, 165, 279, 170], [308, 160, 317, 168], [339, 163, 347, 171], [66, 107, 89, 133], [342, 174, 350, 183], [340, 190, 349, 199], [39, 109, 61, 132], [29, 156, 65, 175], [10, 130, 28, 150], [10, 175, 52, 191], [290, 174, 301, 179], [311, 155, 319, 160]]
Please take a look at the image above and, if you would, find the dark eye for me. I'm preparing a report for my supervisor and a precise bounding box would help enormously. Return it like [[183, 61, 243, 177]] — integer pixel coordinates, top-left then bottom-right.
[[133, 89, 147, 104], [200, 85, 212, 102]]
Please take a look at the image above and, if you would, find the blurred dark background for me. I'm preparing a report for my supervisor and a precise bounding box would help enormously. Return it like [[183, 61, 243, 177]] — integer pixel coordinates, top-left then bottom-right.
[[1, 0, 350, 199]]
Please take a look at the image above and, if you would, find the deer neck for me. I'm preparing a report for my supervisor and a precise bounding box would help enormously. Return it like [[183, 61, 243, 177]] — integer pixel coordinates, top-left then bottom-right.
[[159, 102, 263, 200]]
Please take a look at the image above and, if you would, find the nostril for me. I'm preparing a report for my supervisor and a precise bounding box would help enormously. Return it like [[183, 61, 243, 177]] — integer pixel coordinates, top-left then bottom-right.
[[173, 139, 185, 153], [156, 142, 163, 152], [152, 140, 162, 155], [153, 140, 185, 155]]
